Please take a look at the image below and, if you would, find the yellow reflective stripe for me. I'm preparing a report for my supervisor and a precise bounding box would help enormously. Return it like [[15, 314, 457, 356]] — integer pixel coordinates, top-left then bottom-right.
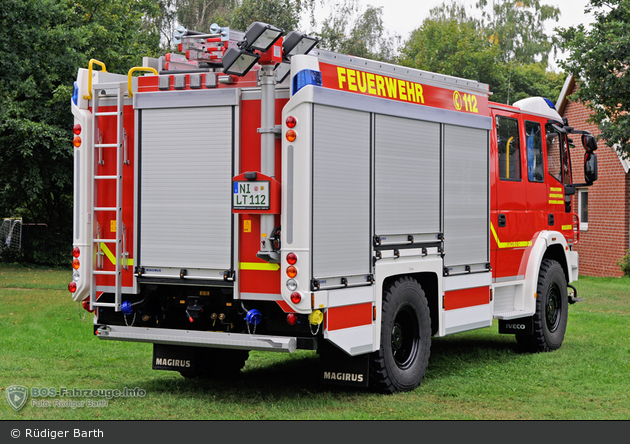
[[490, 222, 533, 249], [549, 193, 563, 198], [240, 262, 280, 271], [550, 187, 563, 192], [100, 243, 134, 266], [561, 225, 573, 231], [549, 200, 564, 205]]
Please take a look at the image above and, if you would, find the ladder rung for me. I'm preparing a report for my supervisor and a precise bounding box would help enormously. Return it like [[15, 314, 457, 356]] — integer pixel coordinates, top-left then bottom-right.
[[95, 143, 118, 148], [94, 111, 119, 116], [92, 302, 119, 308], [94, 238, 118, 244], [93, 270, 119, 276], [95, 175, 118, 180], [94, 207, 117, 212]]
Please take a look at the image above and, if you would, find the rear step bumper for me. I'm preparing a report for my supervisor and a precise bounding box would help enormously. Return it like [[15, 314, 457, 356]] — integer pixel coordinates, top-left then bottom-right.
[[95, 325, 297, 353]]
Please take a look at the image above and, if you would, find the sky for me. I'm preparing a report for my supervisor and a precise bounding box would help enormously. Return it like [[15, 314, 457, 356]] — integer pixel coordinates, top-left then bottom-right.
[[308, 0, 597, 71]]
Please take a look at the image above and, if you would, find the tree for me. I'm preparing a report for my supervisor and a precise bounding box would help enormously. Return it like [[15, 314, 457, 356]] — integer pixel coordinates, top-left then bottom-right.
[[400, 2, 502, 86], [558, 0, 630, 159], [400, 0, 565, 104], [229, 0, 315, 35], [316, 0, 399, 63], [476, 0, 560, 66], [0, 0, 160, 265]]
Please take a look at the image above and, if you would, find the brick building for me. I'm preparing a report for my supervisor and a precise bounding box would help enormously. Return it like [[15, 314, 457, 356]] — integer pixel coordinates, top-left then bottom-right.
[[556, 74, 630, 277]]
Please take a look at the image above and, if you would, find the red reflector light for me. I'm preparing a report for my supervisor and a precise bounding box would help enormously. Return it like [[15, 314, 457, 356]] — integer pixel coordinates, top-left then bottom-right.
[[73, 124, 81, 135], [68, 282, 77, 293], [287, 313, 298, 325], [72, 259, 80, 270], [72, 246, 80, 258], [286, 116, 297, 128], [286, 266, 297, 278], [286, 130, 296, 142], [290, 292, 302, 304], [286, 252, 297, 265], [73, 136, 81, 148]]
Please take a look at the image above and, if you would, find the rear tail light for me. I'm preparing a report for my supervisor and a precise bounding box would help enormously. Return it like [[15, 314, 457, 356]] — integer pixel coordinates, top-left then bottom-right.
[[286, 116, 297, 128], [286, 266, 297, 278], [73, 124, 82, 135], [72, 246, 80, 258], [286, 252, 297, 265], [290, 292, 301, 304], [286, 279, 298, 291], [68, 282, 77, 293]]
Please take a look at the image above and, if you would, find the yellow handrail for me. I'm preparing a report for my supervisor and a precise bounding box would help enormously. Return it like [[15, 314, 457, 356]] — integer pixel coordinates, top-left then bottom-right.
[[82, 59, 107, 101], [127, 67, 158, 97], [506, 136, 514, 179]]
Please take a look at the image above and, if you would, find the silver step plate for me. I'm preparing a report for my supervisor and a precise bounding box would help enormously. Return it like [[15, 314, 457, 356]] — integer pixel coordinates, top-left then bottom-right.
[[97, 325, 297, 353]]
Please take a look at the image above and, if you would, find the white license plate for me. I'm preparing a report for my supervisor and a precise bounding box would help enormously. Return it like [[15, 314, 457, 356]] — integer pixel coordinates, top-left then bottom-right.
[[233, 181, 270, 210]]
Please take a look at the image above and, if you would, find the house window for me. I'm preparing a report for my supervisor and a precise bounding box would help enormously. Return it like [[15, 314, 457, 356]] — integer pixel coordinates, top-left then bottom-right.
[[578, 189, 588, 231]]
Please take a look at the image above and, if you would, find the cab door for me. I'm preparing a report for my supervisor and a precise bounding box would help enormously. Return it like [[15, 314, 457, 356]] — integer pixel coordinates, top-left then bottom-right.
[[491, 111, 532, 281], [544, 123, 573, 236]]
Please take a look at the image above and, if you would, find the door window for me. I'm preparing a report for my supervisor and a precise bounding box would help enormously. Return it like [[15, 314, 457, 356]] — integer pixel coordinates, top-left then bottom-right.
[[525, 121, 544, 182], [545, 124, 571, 184], [496, 116, 521, 181]]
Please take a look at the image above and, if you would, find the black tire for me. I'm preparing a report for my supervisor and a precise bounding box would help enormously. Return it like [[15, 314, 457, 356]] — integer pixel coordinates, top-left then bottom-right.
[[516, 259, 568, 352], [370, 277, 431, 393], [180, 348, 249, 379]]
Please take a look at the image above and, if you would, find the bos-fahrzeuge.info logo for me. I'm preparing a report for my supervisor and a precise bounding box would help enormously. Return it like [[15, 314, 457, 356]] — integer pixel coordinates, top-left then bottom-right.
[[6, 385, 146, 411], [6, 385, 28, 411]]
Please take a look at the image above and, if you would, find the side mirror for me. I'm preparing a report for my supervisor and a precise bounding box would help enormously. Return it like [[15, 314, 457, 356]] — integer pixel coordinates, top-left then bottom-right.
[[585, 152, 598, 184], [582, 134, 598, 152]]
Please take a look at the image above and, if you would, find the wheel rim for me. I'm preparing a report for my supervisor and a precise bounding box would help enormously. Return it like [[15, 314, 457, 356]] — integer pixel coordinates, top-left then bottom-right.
[[546, 283, 562, 332], [390, 305, 420, 370]]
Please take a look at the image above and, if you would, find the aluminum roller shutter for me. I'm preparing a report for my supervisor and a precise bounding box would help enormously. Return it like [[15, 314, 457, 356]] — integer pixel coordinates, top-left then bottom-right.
[[443, 124, 489, 267], [375, 115, 440, 236], [312, 105, 371, 280], [139, 106, 233, 270]]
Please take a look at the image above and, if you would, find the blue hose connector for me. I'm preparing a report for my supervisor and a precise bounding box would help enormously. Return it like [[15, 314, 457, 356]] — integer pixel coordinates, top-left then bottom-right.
[[245, 309, 262, 325], [121, 301, 133, 315]]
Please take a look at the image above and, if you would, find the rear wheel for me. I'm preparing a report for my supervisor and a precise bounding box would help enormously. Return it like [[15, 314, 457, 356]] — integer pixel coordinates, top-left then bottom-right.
[[180, 348, 249, 379], [516, 259, 568, 352], [370, 277, 431, 393]]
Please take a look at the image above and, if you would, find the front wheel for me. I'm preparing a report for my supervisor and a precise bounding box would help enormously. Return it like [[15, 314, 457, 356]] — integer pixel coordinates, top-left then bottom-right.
[[370, 277, 431, 393], [516, 259, 568, 352]]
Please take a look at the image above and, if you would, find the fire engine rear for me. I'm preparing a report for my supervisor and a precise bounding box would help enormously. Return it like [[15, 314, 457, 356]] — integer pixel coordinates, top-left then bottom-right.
[[69, 22, 598, 393]]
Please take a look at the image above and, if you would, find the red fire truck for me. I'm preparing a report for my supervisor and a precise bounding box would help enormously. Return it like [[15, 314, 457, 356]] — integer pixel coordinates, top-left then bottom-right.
[[69, 22, 598, 393]]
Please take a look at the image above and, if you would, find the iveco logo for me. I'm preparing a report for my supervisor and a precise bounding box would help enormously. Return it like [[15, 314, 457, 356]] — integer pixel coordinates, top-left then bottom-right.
[[506, 324, 526, 330], [323, 372, 364, 383]]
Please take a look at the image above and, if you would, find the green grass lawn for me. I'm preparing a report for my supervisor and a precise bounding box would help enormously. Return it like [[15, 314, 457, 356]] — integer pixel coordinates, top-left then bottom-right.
[[1, 264, 628, 420]]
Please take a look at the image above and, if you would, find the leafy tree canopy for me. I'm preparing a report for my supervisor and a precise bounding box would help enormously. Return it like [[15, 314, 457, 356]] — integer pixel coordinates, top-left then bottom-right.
[[0, 0, 160, 265], [558, 0, 630, 158], [316, 0, 399, 63], [400, 0, 565, 105]]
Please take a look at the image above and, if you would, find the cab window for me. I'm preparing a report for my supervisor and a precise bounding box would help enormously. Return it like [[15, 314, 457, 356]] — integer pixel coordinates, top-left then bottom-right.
[[496, 116, 521, 181], [545, 124, 571, 184], [525, 121, 544, 182]]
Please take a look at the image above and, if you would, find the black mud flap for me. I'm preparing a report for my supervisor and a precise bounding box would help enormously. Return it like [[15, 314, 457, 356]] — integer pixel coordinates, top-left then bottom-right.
[[153, 344, 197, 372], [498, 317, 534, 335], [319, 341, 369, 388]]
